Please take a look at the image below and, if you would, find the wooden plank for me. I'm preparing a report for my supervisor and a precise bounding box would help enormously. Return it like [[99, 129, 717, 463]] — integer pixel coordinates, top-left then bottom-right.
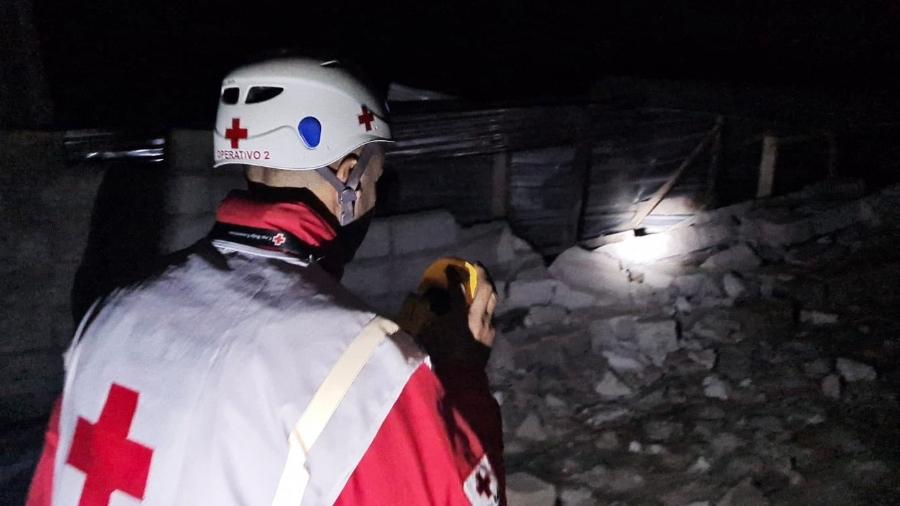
[[756, 134, 778, 198], [625, 120, 723, 231]]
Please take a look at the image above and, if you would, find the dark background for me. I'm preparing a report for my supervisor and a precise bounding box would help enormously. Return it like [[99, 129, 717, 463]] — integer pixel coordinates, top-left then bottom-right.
[[33, 0, 900, 128]]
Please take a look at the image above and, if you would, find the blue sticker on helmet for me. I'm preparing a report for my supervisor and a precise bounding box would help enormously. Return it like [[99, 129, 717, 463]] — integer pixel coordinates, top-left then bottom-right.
[[298, 117, 322, 149]]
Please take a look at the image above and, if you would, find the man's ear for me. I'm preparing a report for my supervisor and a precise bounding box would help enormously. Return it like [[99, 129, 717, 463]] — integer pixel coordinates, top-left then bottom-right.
[[334, 156, 357, 184]]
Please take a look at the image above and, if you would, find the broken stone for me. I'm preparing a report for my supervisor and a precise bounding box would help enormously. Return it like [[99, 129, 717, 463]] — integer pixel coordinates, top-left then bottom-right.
[[548, 247, 630, 296], [550, 284, 598, 310], [628, 440, 643, 453], [690, 315, 742, 343], [559, 487, 594, 506], [606, 468, 646, 494], [799, 310, 839, 325], [744, 210, 815, 248], [710, 432, 745, 457], [544, 394, 568, 409], [716, 477, 769, 506], [688, 456, 712, 474], [595, 371, 634, 399], [638, 268, 675, 289], [503, 278, 558, 310], [836, 358, 877, 382], [688, 349, 718, 370], [515, 412, 549, 441], [700, 243, 762, 271], [702, 375, 730, 400], [821, 374, 841, 399], [487, 334, 516, 373], [644, 420, 684, 441], [647, 443, 666, 455], [673, 273, 708, 297], [524, 305, 568, 327], [506, 472, 557, 506], [594, 430, 620, 450], [589, 315, 636, 352], [722, 272, 747, 299], [845, 460, 891, 484], [675, 296, 693, 314], [634, 318, 679, 367], [801, 358, 831, 378], [586, 407, 631, 427], [602, 349, 647, 374]]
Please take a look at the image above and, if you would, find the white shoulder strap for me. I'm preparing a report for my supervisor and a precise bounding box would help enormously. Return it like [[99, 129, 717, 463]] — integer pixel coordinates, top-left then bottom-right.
[[271, 316, 399, 506]]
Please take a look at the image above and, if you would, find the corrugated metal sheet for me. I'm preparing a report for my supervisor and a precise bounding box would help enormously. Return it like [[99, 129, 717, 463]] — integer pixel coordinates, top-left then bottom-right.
[[62, 82, 898, 256], [387, 103, 588, 160]]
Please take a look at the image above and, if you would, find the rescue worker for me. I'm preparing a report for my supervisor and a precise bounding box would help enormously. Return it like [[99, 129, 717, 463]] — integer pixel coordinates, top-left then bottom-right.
[[27, 58, 505, 505]]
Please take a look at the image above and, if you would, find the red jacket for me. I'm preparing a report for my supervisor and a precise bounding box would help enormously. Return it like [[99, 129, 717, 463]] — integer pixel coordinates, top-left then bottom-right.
[[28, 193, 505, 505]]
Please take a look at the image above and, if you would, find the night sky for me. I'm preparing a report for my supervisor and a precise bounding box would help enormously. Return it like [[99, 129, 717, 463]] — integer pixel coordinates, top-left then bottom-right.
[[33, 0, 900, 127]]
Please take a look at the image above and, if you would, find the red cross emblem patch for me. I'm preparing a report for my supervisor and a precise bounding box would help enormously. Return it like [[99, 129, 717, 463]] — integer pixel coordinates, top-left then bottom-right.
[[463, 455, 500, 505], [66, 383, 154, 506], [272, 233, 287, 246], [225, 117, 248, 148], [357, 105, 376, 131]]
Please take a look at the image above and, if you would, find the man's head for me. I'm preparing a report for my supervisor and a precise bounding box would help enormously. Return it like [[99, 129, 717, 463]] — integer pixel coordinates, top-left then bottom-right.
[[213, 58, 390, 226], [244, 144, 385, 223]]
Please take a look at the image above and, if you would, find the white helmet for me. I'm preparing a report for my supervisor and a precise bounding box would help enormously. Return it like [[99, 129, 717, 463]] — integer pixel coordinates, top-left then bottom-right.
[[213, 57, 391, 224]]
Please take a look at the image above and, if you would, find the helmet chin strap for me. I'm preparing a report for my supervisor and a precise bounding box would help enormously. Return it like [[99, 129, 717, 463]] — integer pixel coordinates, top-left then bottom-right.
[[314, 144, 378, 226]]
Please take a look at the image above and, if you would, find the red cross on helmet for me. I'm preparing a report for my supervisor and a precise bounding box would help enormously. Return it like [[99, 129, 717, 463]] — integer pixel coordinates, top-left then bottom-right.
[[213, 58, 391, 171]]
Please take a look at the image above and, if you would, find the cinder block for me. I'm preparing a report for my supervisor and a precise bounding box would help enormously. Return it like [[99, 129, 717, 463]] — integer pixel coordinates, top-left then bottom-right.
[[700, 243, 762, 271], [501, 278, 558, 310], [549, 247, 630, 296], [634, 318, 679, 367]]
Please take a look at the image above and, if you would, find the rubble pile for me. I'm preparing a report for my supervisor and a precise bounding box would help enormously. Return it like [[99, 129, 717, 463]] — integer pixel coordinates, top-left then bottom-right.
[[491, 180, 900, 504]]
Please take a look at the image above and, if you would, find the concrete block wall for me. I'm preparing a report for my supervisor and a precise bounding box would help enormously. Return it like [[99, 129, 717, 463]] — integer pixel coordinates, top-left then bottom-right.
[[0, 131, 103, 422], [345, 210, 542, 315]]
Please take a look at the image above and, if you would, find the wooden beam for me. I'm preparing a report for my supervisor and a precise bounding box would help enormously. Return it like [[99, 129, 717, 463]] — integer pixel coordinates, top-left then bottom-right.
[[756, 133, 778, 198], [626, 119, 723, 231]]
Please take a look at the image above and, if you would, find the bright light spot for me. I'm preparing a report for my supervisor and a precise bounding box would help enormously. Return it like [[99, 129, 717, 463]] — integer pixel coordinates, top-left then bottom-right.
[[610, 233, 671, 264]]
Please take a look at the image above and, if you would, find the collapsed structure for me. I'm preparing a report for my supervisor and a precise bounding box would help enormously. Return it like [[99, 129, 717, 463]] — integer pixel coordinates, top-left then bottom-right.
[[344, 179, 900, 504]]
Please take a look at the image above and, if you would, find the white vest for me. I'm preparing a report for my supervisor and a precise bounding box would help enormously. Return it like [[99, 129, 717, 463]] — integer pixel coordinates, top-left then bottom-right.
[[52, 241, 425, 505]]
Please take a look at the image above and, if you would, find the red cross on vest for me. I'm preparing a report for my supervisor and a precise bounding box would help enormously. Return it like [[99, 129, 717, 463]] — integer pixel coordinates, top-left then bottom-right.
[[476, 471, 493, 498], [357, 106, 375, 131], [225, 117, 249, 148], [66, 383, 154, 506]]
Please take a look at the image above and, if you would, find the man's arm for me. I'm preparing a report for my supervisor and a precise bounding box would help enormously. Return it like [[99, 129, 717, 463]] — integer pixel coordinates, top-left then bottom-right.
[[412, 263, 506, 502]]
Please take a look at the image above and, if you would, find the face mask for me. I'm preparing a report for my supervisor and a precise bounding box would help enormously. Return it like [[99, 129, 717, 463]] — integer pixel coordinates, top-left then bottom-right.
[[337, 208, 374, 264]]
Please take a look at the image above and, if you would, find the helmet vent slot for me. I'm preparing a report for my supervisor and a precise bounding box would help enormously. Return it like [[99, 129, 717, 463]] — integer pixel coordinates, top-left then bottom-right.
[[246, 86, 284, 104], [221, 87, 240, 104]]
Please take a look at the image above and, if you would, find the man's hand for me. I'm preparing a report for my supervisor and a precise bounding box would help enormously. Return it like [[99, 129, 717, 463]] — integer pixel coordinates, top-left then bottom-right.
[[414, 262, 498, 367], [464, 263, 498, 348]]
